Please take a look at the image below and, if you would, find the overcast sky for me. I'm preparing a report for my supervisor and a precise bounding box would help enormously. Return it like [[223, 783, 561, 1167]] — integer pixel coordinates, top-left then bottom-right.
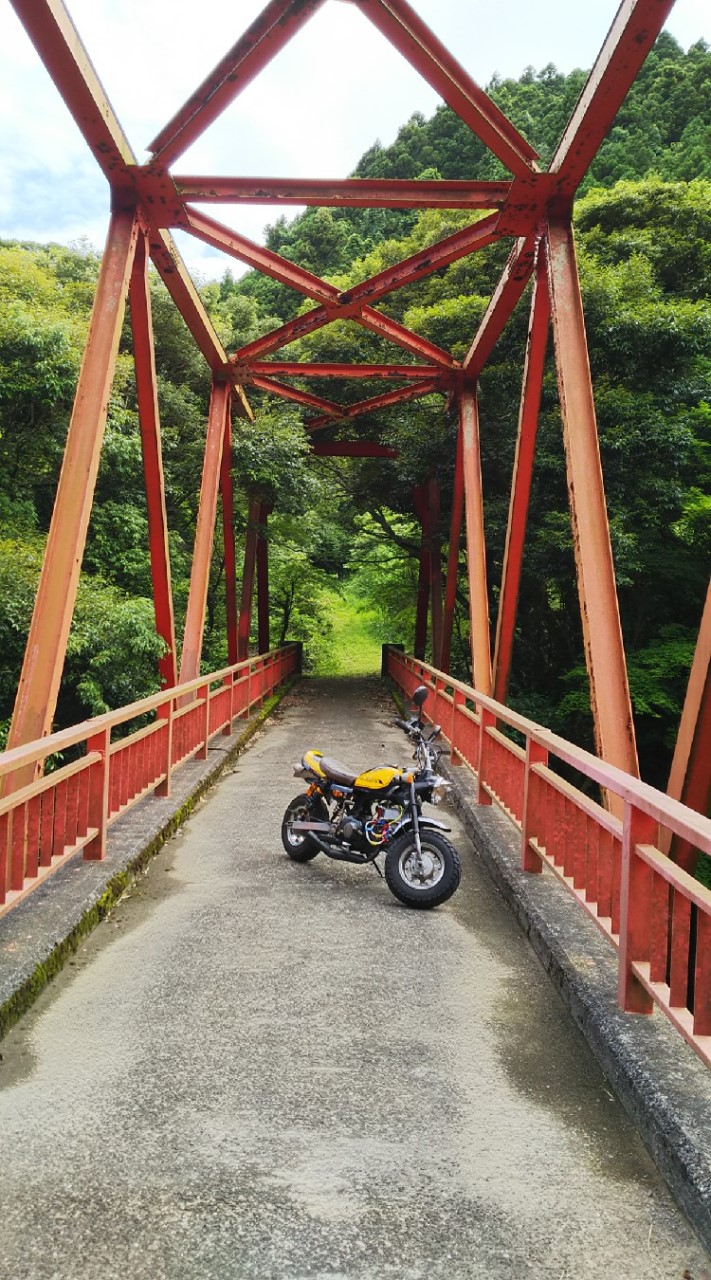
[[0, 0, 709, 280]]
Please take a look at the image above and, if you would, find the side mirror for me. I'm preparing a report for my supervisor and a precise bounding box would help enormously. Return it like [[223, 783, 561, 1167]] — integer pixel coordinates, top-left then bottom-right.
[[412, 684, 429, 709]]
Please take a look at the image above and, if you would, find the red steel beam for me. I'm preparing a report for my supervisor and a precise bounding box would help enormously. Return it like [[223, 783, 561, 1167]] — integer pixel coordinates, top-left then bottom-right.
[[9, 0, 135, 200], [306, 377, 441, 431], [148, 0, 327, 167], [413, 485, 430, 660], [460, 387, 492, 695], [352, 0, 538, 176], [233, 305, 458, 370], [440, 424, 464, 673], [221, 407, 239, 668], [550, 0, 676, 202], [355, 308, 460, 368], [5, 209, 139, 776], [232, 308, 335, 365], [147, 229, 251, 397], [666, 581, 711, 869], [310, 442, 399, 458], [247, 374, 346, 417], [428, 476, 444, 668], [238, 497, 262, 662], [547, 219, 638, 781], [242, 362, 442, 380], [174, 176, 512, 209], [179, 382, 231, 685], [9, 0, 250, 415], [493, 247, 550, 704], [129, 231, 178, 689], [187, 209, 498, 312], [185, 209, 341, 305], [257, 503, 271, 655], [8, 3, 245, 396], [464, 234, 537, 376], [339, 214, 500, 308]]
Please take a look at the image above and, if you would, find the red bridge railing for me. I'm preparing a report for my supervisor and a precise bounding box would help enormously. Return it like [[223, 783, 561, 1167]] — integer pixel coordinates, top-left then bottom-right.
[[387, 648, 711, 1069], [0, 645, 300, 917]]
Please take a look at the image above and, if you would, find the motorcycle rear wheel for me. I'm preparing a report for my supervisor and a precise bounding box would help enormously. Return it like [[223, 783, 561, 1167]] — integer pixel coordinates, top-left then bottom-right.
[[384, 830, 461, 909], [281, 792, 329, 862]]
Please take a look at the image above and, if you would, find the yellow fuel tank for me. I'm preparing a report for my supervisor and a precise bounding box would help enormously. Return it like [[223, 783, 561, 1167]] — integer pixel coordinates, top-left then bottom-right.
[[354, 765, 404, 790]]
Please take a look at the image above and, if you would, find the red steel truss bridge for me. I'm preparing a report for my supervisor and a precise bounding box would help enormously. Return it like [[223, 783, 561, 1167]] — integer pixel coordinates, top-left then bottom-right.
[[1, 0, 710, 1074]]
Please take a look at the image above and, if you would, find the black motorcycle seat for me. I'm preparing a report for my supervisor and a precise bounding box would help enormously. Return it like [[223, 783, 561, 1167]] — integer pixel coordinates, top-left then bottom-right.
[[319, 756, 358, 786]]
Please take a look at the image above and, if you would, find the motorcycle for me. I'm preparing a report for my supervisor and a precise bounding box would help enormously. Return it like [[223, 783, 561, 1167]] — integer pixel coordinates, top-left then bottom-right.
[[280, 684, 461, 909]]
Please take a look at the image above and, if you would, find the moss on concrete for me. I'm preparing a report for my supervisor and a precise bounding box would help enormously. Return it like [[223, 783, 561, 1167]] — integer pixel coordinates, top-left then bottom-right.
[[0, 676, 300, 1042]]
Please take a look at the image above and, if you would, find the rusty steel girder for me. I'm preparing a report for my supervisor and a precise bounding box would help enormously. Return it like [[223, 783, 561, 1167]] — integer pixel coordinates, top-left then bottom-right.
[[129, 232, 178, 691], [10, 0, 705, 830], [173, 177, 512, 210]]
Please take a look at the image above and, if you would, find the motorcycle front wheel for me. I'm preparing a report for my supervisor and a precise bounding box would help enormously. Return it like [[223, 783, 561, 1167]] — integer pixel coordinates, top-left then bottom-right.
[[281, 792, 329, 862], [384, 830, 461, 909]]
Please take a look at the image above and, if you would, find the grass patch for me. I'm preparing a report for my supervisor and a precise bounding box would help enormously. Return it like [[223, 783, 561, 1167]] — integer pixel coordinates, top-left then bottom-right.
[[314, 585, 383, 676]]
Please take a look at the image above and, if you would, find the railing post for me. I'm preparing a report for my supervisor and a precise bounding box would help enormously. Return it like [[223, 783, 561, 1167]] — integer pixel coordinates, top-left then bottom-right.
[[222, 672, 234, 736], [10, 807, 26, 891], [155, 699, 173, 797], [0, 812, 10, 904], [477, 706, 495, 805], [382, 642, 403, 681], [521, 736, 548, 871], [197, 682, 210, 760], [237, 662, 251, 719], [85, 727, 111, 860], [450, 688, 465, 765], [618, 802, 655, 1014]]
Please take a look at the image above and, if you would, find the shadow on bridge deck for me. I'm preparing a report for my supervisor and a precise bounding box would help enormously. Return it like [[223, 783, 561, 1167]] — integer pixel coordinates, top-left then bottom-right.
[[0, 676, 709, 1278]]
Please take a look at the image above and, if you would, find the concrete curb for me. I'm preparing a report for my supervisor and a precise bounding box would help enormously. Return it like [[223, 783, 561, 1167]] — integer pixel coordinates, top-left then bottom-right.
[[0, 676, 300, 1041], [436, 749, 711, 1255]]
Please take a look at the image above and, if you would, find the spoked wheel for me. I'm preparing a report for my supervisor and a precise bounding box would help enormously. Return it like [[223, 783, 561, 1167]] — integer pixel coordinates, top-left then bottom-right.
[[384, 830, 461, 909], [281, 793, 329, 862]]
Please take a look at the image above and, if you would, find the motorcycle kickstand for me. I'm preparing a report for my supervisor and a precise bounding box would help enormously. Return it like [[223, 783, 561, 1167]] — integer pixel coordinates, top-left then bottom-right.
[[370, 856, 383, 878]]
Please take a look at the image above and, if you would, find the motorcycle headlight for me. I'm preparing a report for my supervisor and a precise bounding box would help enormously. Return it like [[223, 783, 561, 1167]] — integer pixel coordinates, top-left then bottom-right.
[[430, 778, 451, 805]]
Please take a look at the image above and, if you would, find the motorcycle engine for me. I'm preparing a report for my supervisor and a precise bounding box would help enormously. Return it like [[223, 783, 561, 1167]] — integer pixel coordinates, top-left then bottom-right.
[[337, 816, 362, 841]]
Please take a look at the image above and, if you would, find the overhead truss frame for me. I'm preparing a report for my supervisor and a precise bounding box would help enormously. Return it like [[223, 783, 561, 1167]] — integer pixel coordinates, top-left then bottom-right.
[[7, 0, 709, 830]]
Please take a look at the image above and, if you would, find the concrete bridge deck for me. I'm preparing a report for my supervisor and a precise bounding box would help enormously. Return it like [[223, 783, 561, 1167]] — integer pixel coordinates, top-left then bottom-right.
[[0, 678, 709, 1279]]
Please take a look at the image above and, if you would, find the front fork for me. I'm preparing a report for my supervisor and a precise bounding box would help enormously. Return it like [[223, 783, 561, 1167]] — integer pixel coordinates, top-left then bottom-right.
[[409, 780, 424, 864]]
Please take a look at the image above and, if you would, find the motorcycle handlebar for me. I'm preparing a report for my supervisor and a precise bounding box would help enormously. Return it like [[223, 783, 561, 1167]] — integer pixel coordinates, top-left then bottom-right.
[[393, 718, 411, 732]]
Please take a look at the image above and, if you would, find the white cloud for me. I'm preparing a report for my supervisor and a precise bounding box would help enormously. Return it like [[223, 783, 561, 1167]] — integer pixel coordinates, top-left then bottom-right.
[[0, 0, 708, 276]]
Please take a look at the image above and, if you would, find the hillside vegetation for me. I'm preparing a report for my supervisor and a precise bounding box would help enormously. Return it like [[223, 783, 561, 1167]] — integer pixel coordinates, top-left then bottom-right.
[[0, 33, 709, 789]]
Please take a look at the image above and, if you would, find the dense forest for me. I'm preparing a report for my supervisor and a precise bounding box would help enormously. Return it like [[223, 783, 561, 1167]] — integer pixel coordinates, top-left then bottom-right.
[[0, 32, 709, 791]]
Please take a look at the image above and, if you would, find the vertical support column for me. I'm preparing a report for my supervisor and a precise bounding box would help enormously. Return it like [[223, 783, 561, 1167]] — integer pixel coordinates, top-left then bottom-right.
[[129, 228, 177, 690], [441, 425, 464, 674], [179, 381, 231, 685], [257, 502, 272, 654], [5, 208, 140, 784], [459, 388, 492, 695], [220, 404, 238, 667], [413, 484, 430, 661], [237, 496, 262, 662], [666, 579, 711, 871], [547, 219, 638, 780], [428, 476, 443, 669], [493, 246, 550, 704]]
